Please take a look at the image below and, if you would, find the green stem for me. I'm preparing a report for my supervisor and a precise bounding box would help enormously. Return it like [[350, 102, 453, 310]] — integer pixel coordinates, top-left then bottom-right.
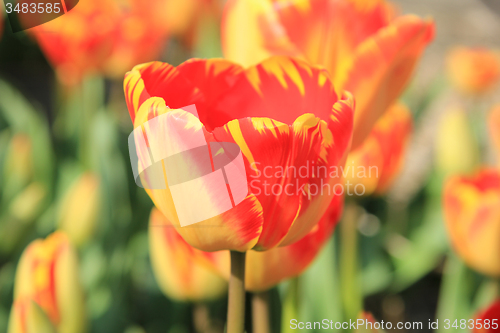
[[281, 278, 300, 333], [227, 251, 246, 333], [252, 291, 270, 333], [340, 201, 362, 325], [436, 252, 471, 333]]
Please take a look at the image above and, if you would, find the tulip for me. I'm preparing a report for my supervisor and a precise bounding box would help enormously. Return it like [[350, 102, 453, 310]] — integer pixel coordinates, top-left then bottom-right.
[[27, 0, 168, 85], [222, 0, 434, 149], [126, 0, 214, 37], [103, 6, 168, 78], [443, 169, 500, 276], [124, 56, 354, 252], [28, 0, 121, 85], [355, 312, 383, 333], [488, 105, 500, 163], [473, 300, 500, 333], [435, 108, 480, 177], [446, 47, 500, 95], [57, 173, 100, 246], [8, 299, 57, 333], [149, 208, 228, 302], [7, 232, 87, 333], [345, 102, 413, 195]]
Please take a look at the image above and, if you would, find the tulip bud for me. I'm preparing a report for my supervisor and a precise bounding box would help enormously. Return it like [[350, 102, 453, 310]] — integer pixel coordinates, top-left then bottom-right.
[[447, 47, 500, 95], [435, 108, 480, 177], [8, 232, 87, 333], [488, 105, 500, 164], [57, 173, 100, 246], [149, 208, 227, 302], [345, 103, 413, 196], [355, 312, 383, 333], [472, 300, 500, 333], [8, 299, 57, 333], [443, 169, 500, 276]]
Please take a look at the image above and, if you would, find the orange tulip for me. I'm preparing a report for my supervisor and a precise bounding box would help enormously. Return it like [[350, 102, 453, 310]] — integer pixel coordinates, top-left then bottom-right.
[[149, 192, 343, 292], [125, 56, 354, 252], [355, 312, 383, 333], [149, 208, 228, 301], [447, 47, 500, 95], [344, 102, 412, 195], [443, 169, 500, 276], [222, 0, 434, 149], [7, 232, 86, 333], [27, 0, 167, 84], [488, 105, 500, 162], [28, 0, 121, 85], [126, 0, 214, 37], [473, 300, 500, 333]]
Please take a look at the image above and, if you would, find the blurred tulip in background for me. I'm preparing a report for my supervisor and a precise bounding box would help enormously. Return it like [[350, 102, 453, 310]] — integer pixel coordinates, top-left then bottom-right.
[[149, 208, 227, 302], [125, 57, 353, 252], [443, 168, 500, 276], [26, 0, 121, 85], [222, 0, 434, 149], [345, 102, 413, 195], [473, 300, 500, 333], [446, 47, 500, 95], [435, 108, 480, 177], [149, 193, 343, 292], [488, 105, 500, 163], [57, 173, 100, 247], [7, 232, 86, 333]]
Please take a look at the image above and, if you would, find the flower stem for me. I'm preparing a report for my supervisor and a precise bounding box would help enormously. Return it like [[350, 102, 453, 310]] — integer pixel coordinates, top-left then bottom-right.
[[227, 251, 246, 333], [340, 201, 362, 324], [252, 291, 270, 333]]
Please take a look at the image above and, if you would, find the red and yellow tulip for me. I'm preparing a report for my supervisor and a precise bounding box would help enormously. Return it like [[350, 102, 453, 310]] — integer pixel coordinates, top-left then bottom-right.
[[7, 232, 86, 333], [473, 300, 500, 333], [103, 10, 167, 79], [446, 47, 500, 95], [125, 56, 353, 252], [149, 192, 343, 292], [443, 169, 500, 276], [345, 102, 413, 195], [28, 0, 121, 85], [57, 173, 100, 247], [28, 0, 168, 84], [222, 0, 434, 149], [149, 208, 228, 301], [126, 0, 215, 37]]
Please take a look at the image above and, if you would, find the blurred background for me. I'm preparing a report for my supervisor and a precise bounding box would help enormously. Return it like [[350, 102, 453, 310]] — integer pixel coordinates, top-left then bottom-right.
[[0, 0, 499, 332]]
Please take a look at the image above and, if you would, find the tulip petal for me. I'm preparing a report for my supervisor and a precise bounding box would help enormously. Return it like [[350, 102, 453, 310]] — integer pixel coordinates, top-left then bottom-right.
[[273, 0, 394, 83], [124, 61, 201, 123], [342, 15, 434, 149], [211, 92, 353, 250], [245, 192, 343, 291], [346, 102, 412, 195], [214, 56, 340, 126], [222, 0, 301, 67], [473, 300, 500, 333], [133, 99, 265, 252]]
